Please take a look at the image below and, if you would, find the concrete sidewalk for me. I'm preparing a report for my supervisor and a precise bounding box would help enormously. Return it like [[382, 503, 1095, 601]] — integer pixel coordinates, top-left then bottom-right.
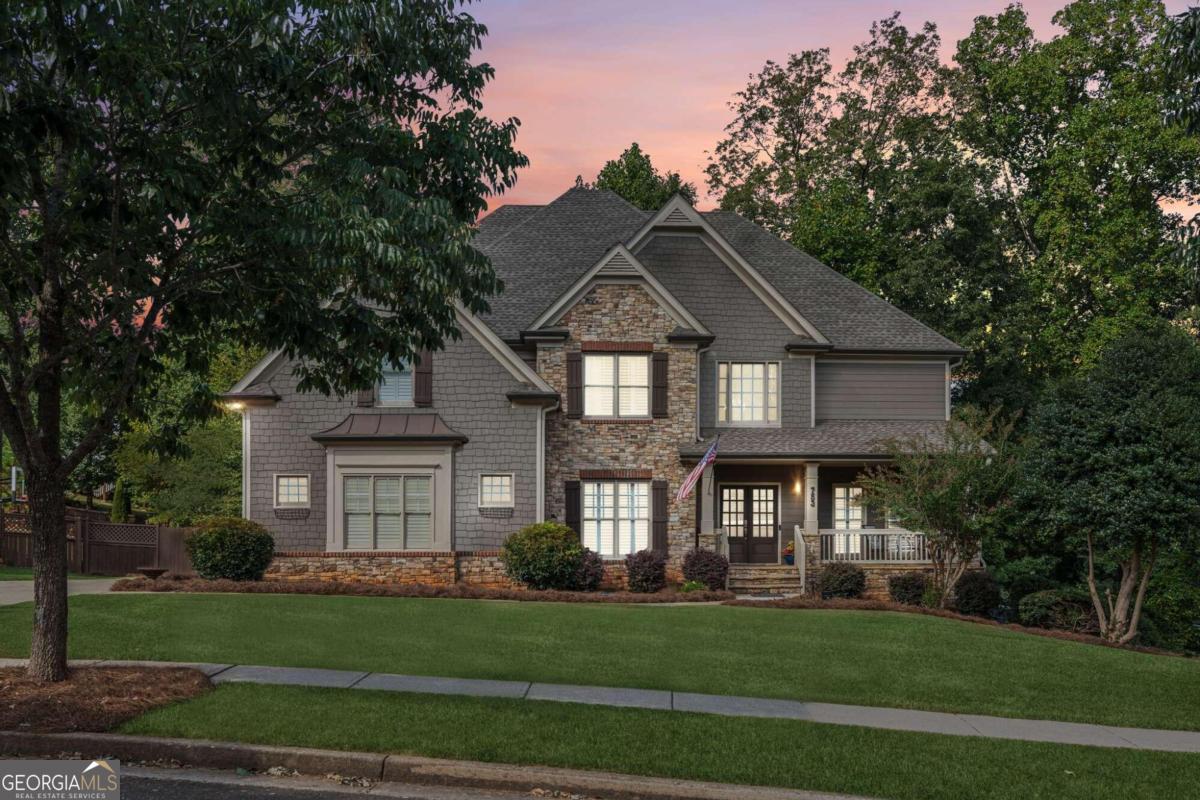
[[3, 657, 1198, 753], [0, 578, 115, 607]]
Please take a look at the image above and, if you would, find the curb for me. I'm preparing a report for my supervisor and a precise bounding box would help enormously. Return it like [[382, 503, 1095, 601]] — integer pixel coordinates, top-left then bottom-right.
[[0, 731, 864, 800]]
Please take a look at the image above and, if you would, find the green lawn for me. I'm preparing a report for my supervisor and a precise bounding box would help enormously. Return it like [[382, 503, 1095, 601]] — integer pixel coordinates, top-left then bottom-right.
[[123, 683, 1200, 800], [1, 592, 1198, 730]]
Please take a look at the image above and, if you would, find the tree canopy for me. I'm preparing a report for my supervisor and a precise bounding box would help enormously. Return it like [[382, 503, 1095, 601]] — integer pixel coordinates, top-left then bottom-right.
[[588, 143, 697, 210], [707, 0, 1200, 411], [0, 0, 525, 681], [1021, 323, 1200, 643]]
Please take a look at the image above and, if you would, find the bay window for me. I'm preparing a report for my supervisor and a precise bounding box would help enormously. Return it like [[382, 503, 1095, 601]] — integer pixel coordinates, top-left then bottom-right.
[[343, 474, 432, 550]]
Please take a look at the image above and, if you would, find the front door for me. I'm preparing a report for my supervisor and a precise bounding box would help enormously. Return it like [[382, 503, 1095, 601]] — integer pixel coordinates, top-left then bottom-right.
[[720, 485, 778, 564]]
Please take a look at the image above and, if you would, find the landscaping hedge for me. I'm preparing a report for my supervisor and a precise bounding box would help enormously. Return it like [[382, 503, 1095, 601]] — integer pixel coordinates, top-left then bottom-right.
[[574, 548, 605, 592], [501, 522, 583, 590], [682, 548, 729, 591], [185, 517, 274, 581], [818, 562, 866, 599], [1018, 588, 1098, 633], [625, 549, 666, 593], [954, 570, 1003, 618], [888, 572, 928, 606]]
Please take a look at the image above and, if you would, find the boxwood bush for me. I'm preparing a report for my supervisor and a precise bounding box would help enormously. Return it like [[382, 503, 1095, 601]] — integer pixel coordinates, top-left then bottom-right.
[[574, 548, 605, 592], [501, 523, 583, 590], [1018, 588, 1098, 633], [887, 572, 928, 606], [954, 570, 1003, 618], [818, 562, 866, 599], [185, 517, 274, 581], [625, 549, 666, 593], [682, 548, 729, 591]]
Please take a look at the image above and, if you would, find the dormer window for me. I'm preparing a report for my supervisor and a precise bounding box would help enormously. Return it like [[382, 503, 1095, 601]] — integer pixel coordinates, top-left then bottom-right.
[[377, 360, 413, 406], [717, 362, 779, 425]]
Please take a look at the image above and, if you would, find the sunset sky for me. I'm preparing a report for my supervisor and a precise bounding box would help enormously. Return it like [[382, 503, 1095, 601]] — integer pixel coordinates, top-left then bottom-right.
[[470, 0, 1193, 210]]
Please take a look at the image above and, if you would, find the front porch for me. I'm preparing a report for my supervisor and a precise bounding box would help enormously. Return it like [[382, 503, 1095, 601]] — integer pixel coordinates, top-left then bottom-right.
[[694, 460, 931, 596]]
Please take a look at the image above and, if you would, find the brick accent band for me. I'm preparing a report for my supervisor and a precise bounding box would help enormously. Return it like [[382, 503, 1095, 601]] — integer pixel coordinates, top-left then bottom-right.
[[580, 341, 654, 352], [579, 469, 653, 480]]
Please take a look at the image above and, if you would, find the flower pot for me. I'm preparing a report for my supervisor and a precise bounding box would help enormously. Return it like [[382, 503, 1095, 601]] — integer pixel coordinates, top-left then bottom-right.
[[783, 554, 795, 565]]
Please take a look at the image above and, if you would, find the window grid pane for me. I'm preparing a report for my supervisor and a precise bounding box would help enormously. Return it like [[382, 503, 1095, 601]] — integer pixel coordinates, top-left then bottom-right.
[[276, 475, 309, 506], [480, 474, 513, 507], [719, 362, 779, 424], [343, 474, 434, 550], [378, 360, 413, 405], [584, 354, 650, 418], [583, 481, 648, 557]]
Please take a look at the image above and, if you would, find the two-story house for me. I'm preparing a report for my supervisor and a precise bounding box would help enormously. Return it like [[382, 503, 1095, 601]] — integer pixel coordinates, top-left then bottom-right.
[[224, 187, 964, 594]]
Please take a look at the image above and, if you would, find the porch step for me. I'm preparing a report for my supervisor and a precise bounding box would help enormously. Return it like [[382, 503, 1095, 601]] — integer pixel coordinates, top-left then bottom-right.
[[726, 564, 804, 596]]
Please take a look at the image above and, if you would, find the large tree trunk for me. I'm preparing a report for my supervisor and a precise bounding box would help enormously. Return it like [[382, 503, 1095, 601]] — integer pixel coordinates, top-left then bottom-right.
[[27, 472, 69, 682], [1086, 534, 1157, 645]]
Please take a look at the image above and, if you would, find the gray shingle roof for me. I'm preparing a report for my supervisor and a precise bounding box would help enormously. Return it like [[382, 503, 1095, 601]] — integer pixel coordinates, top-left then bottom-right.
[[473, 187, 963, 353], [679, 421, 951, 460]]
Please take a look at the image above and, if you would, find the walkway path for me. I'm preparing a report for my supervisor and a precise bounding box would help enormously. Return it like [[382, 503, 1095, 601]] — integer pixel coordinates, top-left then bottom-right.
[[0, 578, 115, 607], [2, 657, 1197, 754]]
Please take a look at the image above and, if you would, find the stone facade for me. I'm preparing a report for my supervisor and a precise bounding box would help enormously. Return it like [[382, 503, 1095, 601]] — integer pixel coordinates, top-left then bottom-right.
[[267, 552, 457, 585], [540, 283, 699, 577]]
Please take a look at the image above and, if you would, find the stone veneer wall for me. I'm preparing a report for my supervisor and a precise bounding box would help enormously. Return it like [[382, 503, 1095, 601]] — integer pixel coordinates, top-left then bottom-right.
[[539, 283, 699, 578]]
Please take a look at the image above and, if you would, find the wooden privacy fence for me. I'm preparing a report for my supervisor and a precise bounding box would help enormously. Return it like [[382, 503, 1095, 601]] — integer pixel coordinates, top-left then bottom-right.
[[0, 508, 195, 576]]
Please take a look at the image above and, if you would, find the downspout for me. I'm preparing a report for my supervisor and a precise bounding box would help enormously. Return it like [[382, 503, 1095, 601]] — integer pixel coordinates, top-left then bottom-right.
[[536, 400, 558, 523]]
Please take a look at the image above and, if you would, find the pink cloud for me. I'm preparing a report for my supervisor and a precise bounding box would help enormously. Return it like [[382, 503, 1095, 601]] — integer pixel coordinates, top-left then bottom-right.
[[472, 0, 1193, 210]]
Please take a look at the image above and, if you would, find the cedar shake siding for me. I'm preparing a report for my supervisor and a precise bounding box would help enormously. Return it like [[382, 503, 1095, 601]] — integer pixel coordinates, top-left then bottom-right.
[[245, 326, 540, 552], [635, 234, 812, 431], [815, 361, 947, 421]]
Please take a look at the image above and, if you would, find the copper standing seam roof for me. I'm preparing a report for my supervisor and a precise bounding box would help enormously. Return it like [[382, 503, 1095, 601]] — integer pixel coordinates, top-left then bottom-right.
[[311, 412, 469, 444]]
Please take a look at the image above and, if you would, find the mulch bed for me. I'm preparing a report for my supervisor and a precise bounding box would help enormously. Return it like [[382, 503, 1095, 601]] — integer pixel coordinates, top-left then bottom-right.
[[113, 575, 735, 604], [726, 595, 1182, 656], [0, 667, 211, 733]]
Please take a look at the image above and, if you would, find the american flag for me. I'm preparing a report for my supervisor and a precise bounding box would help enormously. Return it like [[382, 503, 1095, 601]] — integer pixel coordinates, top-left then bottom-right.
[[676, 436, 719, 503]]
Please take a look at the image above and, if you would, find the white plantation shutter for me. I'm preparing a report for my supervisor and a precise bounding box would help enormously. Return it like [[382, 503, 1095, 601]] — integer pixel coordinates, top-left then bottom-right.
[[344, 477, 372, 549], [404, 476, 432, 548], [374, 478, 403, 549], [618, 355, 649, 416], [378, 362, 413, 405]]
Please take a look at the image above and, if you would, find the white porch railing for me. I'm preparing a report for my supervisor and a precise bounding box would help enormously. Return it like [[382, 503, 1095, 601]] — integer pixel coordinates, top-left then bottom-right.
[[819, 530, 929, 563]]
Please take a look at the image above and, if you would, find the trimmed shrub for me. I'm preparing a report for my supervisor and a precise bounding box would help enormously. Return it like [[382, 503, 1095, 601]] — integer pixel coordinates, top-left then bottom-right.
[[818, 562, 866, 599], [501, 523, 583, 590], [680, 580, 707, 593], [185, 517, 274, 581], [682, 549, 729, 591], [953, 570, 1003, 618], [888, 572, 928, 606], [1019, 588, 1098, 633], [574, 548, 605, 592], [625, 549, 666, 593]]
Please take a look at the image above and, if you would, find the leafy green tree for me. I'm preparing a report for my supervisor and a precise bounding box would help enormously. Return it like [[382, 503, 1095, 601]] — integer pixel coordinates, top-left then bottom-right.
[[0, 1, 525, 681], [706, 16, 1032, 410], [1163, 6, 1200, 319], [588, 143, 697, 210], [109, 478, 131, 524], [1022, 323, 1200, 644], [954, 0, 1200, 369], [859, 407, 1019, 607]]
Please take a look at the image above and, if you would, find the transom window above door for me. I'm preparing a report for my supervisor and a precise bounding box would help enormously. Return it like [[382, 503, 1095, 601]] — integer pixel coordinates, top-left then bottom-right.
[[377, 359, 413, 406], [343, 474, 432, 550], [582, 481, 649, 557], [583, 354, 649, 417], [717, 362, 779, 425]]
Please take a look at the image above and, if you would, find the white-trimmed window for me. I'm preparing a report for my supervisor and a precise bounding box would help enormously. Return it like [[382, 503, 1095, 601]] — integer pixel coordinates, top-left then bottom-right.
[[377, 359, 413, 406], [343, 474, 432, 550], [274, 474, 310, 508], [717, 362, 779, 424], [833, 485, 864, 530], [583, 354, 649, 417], [582, 481, 649, 557], [479, 473, 514, 508]]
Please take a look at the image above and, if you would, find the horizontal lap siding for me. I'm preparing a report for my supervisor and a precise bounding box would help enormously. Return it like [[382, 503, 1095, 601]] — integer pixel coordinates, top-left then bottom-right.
[[815, 362, 946, 421]]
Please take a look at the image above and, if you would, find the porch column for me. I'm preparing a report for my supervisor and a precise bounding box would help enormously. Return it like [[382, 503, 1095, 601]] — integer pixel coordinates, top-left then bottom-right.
[[804, 462, 820, 537], [699, 464, 715, 538]]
